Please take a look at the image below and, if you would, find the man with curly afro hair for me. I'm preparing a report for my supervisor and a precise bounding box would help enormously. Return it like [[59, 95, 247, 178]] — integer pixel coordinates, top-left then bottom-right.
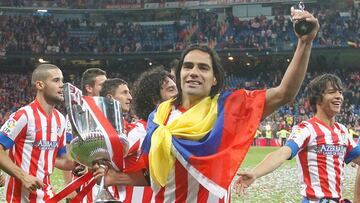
[[132, 66, 177, 121], [121, 66, 177, 203]]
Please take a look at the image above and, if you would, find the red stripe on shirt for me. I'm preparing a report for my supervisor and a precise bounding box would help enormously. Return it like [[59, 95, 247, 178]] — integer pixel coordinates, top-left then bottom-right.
[[197, 184, 209, 203], [7, 121, 28, 203], [53, 111, 62, 168], [155, 187, 165, 203], [310, 118, 332, 198], [42, 111, 53, 202], [142, 187, 153, 202], [124, 186, 134, 203], [332, 123, 342, 196], [298, 137, 316, 198], [28, 104, 43, 202], [175, 160, 188, 203]]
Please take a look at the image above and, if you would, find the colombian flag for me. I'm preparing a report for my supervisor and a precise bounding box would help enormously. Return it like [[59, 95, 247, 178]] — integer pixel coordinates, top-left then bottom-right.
[[142, 89, 265, 198]]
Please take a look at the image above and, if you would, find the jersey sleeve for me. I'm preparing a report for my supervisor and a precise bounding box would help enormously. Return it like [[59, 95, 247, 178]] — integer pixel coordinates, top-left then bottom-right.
[[0, 110, 28, 149], [285, 124, 311, 159], [57, 115, 67, 157], [124, 122, 148, 172], [341, 124, 360, 164], [65, 115, 73, 144], [127, 122, 147, 155]]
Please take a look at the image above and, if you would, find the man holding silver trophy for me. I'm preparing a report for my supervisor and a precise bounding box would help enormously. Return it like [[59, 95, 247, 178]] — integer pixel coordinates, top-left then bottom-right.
[[57, 68, 135, 202], [0, 64, 79, 202], [62, 68, 108, 203], [56, 77, 131, 203]]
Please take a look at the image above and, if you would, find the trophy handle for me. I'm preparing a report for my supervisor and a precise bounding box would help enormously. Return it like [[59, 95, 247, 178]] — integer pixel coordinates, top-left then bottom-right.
[[64, 83, 88, 141]]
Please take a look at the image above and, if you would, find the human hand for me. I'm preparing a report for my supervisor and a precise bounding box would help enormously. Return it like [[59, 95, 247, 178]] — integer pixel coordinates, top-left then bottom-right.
[[233, 171, 257, 196], [72, 163, 87, 177], [21, 174, 44, 192], [92, 161, 121, 187], [92, 162, 108, 183], [290, 6, 320, 43]]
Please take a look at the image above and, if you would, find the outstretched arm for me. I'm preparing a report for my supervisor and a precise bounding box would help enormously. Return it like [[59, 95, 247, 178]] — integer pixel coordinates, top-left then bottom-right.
[[235, 146, 292, 194], [262, 8, 320, 119]]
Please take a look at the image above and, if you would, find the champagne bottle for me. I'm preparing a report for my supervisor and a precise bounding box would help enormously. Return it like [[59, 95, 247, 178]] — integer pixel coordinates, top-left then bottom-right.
[[294, 19, 314, 35], [292, 1, 314, 36]]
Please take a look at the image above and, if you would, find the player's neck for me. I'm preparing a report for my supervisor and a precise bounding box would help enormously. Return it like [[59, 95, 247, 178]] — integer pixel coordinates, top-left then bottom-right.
[[181, 95, 205, 110], [36, 95, 55, 116], [315, 111, 335, 127]]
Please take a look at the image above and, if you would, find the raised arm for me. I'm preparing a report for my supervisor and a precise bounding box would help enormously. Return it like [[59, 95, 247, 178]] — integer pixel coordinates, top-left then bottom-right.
[[262, 8, 320, 119]]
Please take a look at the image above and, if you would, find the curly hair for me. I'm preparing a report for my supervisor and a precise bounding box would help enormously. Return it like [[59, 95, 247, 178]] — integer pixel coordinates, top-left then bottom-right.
[[174, 45, 224, 105], [307, 73, 343, 113], [132, 66, 174, 120]]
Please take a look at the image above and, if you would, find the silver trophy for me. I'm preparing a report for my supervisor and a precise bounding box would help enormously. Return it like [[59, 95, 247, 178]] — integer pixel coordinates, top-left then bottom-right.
[[64, 83, 129, 203]]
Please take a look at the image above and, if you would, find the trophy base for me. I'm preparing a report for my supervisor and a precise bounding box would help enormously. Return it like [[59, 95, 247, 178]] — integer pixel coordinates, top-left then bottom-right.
[[95, 198, 123, 203], [94, 185, 122, 203]]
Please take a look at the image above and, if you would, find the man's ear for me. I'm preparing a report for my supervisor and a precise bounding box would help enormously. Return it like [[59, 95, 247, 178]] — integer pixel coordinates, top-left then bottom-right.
[[212, 77, 217, 86], [85, 84, 93, 94], [35, 81, 44, 90]]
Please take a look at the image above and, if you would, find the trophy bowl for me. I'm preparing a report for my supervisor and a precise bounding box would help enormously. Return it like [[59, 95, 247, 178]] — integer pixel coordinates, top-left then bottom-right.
[[64, 83, 128, 202], [70, 130, 111, 167]]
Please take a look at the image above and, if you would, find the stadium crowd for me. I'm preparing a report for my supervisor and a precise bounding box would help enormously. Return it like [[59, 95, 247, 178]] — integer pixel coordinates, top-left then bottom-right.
[[1, 67, 359, 144], [0, 6, 359, 54]]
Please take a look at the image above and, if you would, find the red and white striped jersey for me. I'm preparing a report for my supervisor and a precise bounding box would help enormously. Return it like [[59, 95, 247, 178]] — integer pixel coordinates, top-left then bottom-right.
[[151, 159, 231, 203], [0, 100, 67, 203], [123, 119, 153, 203], [126, 120, 147, 163], [286, 116, 360, 199], [150, 107, 231, 203]]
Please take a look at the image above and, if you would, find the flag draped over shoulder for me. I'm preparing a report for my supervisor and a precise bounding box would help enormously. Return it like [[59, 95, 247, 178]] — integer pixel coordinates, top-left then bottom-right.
[[142, 89, 266, 198]]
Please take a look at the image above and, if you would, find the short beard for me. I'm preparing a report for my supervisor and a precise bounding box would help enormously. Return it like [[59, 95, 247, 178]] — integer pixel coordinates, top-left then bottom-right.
[[44, 92, 63, 106]]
